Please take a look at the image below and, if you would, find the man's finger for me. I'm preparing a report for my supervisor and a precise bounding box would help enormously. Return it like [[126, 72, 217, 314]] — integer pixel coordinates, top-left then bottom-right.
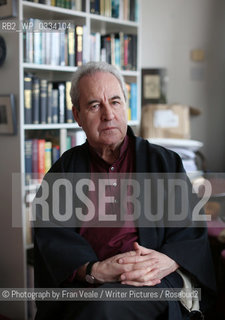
[[118, 253, 154, 264], [121, 279, 161, 287]]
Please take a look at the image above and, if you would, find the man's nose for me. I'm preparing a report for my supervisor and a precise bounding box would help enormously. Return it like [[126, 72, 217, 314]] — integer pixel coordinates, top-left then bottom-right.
[[101, 103, 114, 121]]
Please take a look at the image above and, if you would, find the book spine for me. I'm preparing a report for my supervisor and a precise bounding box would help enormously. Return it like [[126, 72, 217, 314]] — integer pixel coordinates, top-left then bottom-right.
[[126, 83, 131, 121], [40, 79, 48, 124], [65, 81, 73, 123], [127, 34, 132, 70], [32, 139, 39, 181], [68, 25, 75, 66], [100, 0, 105, 15], [52, 89, 59, 123], [52, 145, 60, 164], [41, 31, 46, 64], [76, 25, 83, 66], [32, 77, 40, 124], [130, 82, 137, 120], [112, 0, 119, 18], [82, 25, 89, 64], [47, 82, 53, 123], [38, 139, 45, 181], [90, 0, 96, 13], [95, 0, 100, 14], [67, 131, 76, 147], [44, 141, 52, 173], [114, 36, 121, 68], [51, 32, 60, 65], [25, 18, 34, 63], [76, 0, 82, 11], [119, 31, 124, 69], [24, 75, 33, 124], [135, 0, 139, 22], [58, 83, 65, 123], [129, 0, 135, 21], [67, 136, 72, 150], [110, 33, 115, 66], [123, 33, 128, 69], [45, 31, 51, 65], [25, 140, 33, 185], [33, 19, 42, 64], [119, 0, 123, 20], [59, 30, 66, 66]]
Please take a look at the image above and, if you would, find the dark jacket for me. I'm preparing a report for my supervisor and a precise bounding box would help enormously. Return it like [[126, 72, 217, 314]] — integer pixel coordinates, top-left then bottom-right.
[[34, 126, 216, 319]]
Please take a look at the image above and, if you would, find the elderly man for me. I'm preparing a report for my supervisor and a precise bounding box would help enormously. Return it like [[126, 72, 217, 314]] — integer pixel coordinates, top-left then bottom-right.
[[34, 62, 216, 320]]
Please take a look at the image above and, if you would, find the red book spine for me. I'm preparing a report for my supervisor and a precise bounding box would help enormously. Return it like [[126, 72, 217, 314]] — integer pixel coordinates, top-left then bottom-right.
[[38, 139, 45, 181]]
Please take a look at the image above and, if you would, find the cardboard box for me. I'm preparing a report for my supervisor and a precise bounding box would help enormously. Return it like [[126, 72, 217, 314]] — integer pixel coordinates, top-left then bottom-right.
[[140, 104, 200, 139]]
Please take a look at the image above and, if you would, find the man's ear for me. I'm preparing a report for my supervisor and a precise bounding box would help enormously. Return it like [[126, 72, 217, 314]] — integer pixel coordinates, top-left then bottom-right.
[[72, 106, 82, 127]]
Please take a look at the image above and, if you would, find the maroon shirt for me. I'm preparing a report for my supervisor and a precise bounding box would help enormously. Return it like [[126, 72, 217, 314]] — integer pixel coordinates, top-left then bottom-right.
[[80, 135, 138, 261]]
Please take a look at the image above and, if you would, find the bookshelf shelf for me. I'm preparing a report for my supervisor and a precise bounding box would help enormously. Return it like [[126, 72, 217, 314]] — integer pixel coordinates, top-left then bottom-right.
[[89, 13, 139, 26], [0, 1, 141, 319], [23, 63, 78, 72], [24, 123, 79, 130], [22, 1, 87, 17]]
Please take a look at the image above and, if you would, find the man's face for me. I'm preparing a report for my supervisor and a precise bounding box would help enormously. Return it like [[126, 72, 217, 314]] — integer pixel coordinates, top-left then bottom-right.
[[73, 72, 128, 150]]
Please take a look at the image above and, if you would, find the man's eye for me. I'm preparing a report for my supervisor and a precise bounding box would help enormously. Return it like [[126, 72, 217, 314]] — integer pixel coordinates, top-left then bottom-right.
[[112, 101, 120, 106], [90, 104, 100, 111]]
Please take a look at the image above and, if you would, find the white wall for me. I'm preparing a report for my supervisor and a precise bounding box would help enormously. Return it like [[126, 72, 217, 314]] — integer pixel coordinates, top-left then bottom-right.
[[141, 0, 225, 171]]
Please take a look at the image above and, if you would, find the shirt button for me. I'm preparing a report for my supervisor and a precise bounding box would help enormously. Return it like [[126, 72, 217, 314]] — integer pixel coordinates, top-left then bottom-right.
[[112, 182, 117, 187], [110, 166, 115, 171]]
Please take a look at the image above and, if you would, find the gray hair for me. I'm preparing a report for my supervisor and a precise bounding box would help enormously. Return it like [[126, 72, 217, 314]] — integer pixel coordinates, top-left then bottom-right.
[[70, 61, 127, 111]]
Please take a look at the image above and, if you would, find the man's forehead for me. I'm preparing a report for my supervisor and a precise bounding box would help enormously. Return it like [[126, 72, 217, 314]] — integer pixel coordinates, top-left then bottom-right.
[[79, 72, 123, 96]]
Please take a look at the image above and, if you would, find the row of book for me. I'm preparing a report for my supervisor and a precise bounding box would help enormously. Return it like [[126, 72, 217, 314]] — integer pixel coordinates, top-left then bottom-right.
[[25, 0, 84, 11], [25, 139, 60, 184], [24, 0, 138, 21], [24, 19, 86, 66], [24, 74, 138, 124], [24, 74, 73, 124], [25, 130, 87, 184], [90, 0, 138, 21], [91, 32, 137, 71]]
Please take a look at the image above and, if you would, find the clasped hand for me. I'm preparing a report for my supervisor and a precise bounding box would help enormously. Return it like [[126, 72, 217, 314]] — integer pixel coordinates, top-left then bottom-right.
[[92, 242, 179, 286]]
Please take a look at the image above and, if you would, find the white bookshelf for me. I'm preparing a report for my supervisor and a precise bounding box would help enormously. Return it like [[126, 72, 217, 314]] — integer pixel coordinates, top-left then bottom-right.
[[0, 1, 141, 319]]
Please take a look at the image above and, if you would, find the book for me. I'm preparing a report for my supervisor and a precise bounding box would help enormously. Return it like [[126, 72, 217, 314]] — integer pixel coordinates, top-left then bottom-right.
[[52, 88, 59, 123], [112, 0, 120, 18], [59, 30, 66, 66], [130, 82, 137, 120], [25, 140, 33, 185], [32, 139, 39, 180], [51, 31, 60, 65], [57, 82, 65, 123], [40, 79, 48, 124], [44, 141, 52, 173], [32, 76, 40, 124], [24, 74, 32, 124], [52, 145, 60, 164], [76, 25, 83, 66], [126, 83, 131, 121], [68, 24, 75, 66], [24, 18, 34, 63], [33, 19, 42, 64], [38, 139, 46, 181], [65, 81, 73, 123], [47, 82, 53, 123]]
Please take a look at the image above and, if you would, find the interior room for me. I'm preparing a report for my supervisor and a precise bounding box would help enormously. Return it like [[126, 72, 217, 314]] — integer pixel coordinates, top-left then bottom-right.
[[0, 0, 224, 319]]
